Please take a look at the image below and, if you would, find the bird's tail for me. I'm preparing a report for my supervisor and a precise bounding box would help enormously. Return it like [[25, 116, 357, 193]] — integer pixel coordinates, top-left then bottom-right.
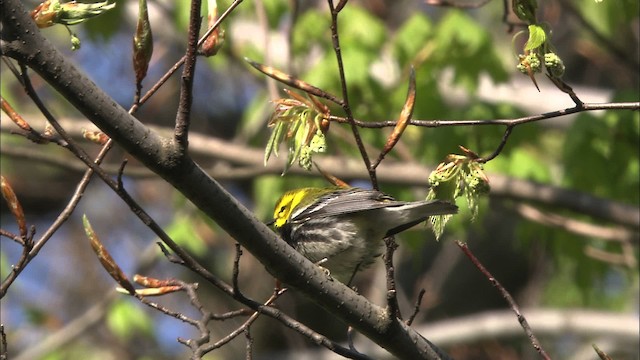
[[385, 200, 458, 236]]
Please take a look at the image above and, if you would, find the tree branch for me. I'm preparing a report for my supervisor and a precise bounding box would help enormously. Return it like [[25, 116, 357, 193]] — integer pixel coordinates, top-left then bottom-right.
[[327, 0, 378, 189], [174, 0, 202, 152], [0, 113, 112, 297], [328, 101, 640, 128], [0, 2, 450, 358], [456, 241, 550, 359], [417, 308, 639, 347], [131, 0, 244, 113], [2, 118, 638, 229]]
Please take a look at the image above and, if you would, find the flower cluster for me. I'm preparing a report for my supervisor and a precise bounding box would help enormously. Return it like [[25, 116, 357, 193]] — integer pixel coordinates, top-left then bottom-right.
[[264, 90, 330, 173], [427, 151, 490, 238], [512, 0, 566, 86]]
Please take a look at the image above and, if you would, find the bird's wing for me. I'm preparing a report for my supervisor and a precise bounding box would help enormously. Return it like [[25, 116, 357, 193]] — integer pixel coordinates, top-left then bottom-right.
[[291, 188, 405, 221]]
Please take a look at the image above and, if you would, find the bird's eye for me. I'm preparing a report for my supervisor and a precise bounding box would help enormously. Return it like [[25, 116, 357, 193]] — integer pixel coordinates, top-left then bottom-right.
[[278, 205, 287, 215]]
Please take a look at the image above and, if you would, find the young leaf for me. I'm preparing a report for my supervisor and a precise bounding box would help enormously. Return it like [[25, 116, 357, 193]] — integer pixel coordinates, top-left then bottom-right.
[[83, 215, 135, 295], [31, 0, 116, 28], [1, 175, 27, 237], [202, 0, 225, 56], [133, 0, 153, 87]]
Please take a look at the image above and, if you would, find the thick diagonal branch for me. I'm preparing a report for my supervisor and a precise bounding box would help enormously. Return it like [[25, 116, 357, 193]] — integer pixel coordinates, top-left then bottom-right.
[[0, 1, 449, 358]]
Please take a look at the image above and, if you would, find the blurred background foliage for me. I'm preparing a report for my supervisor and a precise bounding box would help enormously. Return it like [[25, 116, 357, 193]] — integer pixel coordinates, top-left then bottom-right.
[[1, 0, 638, 359]]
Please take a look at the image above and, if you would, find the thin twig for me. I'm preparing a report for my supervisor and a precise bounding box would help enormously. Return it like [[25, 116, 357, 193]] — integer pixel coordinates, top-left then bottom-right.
[[15, 60, 374, 360], [174, 0, 202, 152], [200, 289, 285, 355], [18, 63, 235, 297], [210, 308, 253, 320], [13, 238, 179, 360], [4, 116, 638, 229], [328, 102, 640, 128], [371, 67, 416, 169], [244, 327, 253, 360], [233, 243, 242, 293], [327, 0, 377, 189], [184, 281, 215, 355], [132, 0, 245, 112], [231, 286, 373, 360], [0, 233, 31, 298], [456, 241, 551, 360], [0, 150, 103, 297], [1, 96, 45, 142], [0, 324, 7, 360], [245, 59, 344, 105], [383, 236, 401, 320], [406, 289, 426, 326], [477, 125, 514, 163], [116, 159, 128, 189], [0, 229, 24, 245], [344, 323, 371, 359], [137, 290, 200, 326], [546, 75, 583, 108], [0, 67, 114, 297]]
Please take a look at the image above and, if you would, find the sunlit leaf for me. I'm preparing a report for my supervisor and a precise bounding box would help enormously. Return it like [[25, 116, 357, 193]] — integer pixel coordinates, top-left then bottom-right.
[[525, 24, 546, 51], [107, 300, 153, 340]]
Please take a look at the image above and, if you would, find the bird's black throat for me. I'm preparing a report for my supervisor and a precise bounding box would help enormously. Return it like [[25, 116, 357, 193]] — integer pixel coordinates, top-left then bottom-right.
[[278, 223, 296, 247]]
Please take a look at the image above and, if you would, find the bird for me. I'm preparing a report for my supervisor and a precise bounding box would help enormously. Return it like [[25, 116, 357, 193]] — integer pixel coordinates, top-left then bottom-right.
[[271, 187, 458, 281]]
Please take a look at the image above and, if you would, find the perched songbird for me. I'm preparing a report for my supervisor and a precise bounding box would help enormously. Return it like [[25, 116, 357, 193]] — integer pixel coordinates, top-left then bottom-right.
[[271, 187, 458, 281]]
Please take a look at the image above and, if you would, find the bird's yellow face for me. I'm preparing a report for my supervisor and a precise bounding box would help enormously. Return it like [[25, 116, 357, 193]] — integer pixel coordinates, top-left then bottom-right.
[[272, 189, 311, 228], [272, 187, 339, 228]]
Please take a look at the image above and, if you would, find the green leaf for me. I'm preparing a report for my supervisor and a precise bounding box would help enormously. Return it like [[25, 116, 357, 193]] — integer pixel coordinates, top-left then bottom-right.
[[236, 90, 269, 139], [512, 0, 537, 23], [301, 54, 340, 95], [342, 50, 372, 86], [339, 6, 387, 51], [509, 148, 551, 182], [525, 24, 546, 51], [0, 251, 9, 280], [579, 0, 638, 38], [432, 10, 509, 91], [563, 107, 640, 202], [292, 10, 331, 55], [41, 351, 65, 360], [83, 0, 124, 40], [166, 215, 207, 255], [133, 0, 154, 84], [254, 176, 287, 221], [436, 11, 486, 54], [489, 147, 551, 182], [541, 257, 585, 307], [392, 13, 432, 64], [261, 0, 289, 28], [107, 300, 153, 340], [264, 121, 285, 165]]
